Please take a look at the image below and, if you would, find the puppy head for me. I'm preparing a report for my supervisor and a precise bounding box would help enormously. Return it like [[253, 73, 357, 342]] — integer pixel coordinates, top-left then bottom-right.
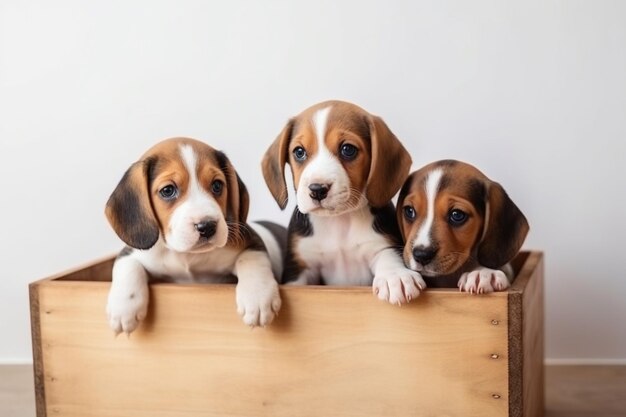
[[105, 138, 249, 253], [397, 160, 529, 276], [262, 100, 412, 215]]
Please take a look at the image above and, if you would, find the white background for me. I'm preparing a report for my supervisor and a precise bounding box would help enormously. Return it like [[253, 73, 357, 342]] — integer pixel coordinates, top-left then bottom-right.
[[1, 0, 625, 363]]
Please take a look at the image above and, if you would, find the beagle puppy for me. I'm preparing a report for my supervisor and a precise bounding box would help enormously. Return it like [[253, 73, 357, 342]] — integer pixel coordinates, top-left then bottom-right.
[[262, 100, 425, 305], [105, 137, 284, 334], [396, 160, 529, 292]]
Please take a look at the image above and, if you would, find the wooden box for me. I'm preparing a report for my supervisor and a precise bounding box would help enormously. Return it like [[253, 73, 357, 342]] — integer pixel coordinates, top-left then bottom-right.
[[30, 251, 544, 417]]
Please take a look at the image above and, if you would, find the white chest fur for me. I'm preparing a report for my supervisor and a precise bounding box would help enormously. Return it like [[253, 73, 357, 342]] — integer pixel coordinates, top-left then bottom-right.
[[134, 240, 240, 283], [296, 206, 392, 286]]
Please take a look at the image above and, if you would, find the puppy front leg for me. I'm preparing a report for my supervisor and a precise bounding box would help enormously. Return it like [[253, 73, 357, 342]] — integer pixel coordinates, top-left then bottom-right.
[[371, 248, 426, 305], [106, 255, 150, 335], [235, 250, 282, 327]]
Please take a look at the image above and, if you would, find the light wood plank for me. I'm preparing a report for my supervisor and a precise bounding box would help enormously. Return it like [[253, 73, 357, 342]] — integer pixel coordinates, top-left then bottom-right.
[[6, 364, 626, 417], [37, 282, 509, 417]]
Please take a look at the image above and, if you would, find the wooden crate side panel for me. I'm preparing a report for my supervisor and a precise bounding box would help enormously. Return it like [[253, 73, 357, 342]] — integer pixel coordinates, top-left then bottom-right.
[[508, 289, 523, 417], [507, 252, 544, 417], [30, 255, 115, 284], [37, 282, 510, 417], [29, 282, 47, 417], [522, 255, 545, 417]]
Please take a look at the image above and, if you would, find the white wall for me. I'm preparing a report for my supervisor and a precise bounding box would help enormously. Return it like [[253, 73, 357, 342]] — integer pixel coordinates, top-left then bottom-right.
[[1, 0, 625, 363]]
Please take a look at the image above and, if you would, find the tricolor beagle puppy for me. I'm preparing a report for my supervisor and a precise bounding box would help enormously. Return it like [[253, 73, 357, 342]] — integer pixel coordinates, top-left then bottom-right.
[[105, 137, 284, 334], [396, 160, 529, 292], [262, 100, 426, 305]]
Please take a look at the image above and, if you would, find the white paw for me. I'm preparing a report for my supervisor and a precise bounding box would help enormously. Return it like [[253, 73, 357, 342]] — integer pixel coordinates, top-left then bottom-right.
[[458, 267, 510, 294], [106, 281, 149, 335], [107, 258, 150, 335], [236, 279, 282, 327], [373, 268, 426, 305]]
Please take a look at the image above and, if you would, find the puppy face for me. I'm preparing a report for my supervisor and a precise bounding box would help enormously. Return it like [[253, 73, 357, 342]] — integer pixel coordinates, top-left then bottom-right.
[[289, 104, 372, 215], [397, 160, 529, 276], [106, 138, 249, 253], [262, 100, 412, 215]]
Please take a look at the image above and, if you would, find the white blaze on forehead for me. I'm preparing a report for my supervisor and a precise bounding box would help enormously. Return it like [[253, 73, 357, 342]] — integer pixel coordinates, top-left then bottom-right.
[[300, 106, 336, 186], [414, 168, 444, 248], [312, 106, 332, 151], [180, 144, 199, 190], [178, 143, 216, 206]]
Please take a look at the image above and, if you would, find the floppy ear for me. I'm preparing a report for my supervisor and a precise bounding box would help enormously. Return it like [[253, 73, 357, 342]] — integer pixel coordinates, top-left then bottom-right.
[[214, 150, 250, 225], [366, 115, 412, 208], [261, 119, 294, 210], [105, 159, 160, 250], [477, 181, 529, 268]]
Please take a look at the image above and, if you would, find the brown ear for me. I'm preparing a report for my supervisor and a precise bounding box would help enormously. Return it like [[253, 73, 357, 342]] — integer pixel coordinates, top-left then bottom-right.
[[366, 115, 412, 208], [215, 151, 250, 225], [477, 181, 529, 268], [105, 159, 160, 250], [261, 119, 294, 210]]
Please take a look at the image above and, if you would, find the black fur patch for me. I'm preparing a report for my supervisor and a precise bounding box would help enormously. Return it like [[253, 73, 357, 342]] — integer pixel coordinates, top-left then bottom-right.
[[146, 156, 162, 185], [397, 174, 415, 209], [255, 220, 288, 259], [371, 203, 404, 251], [214, 150, 229, 173], [289, 207, 313, 237], [282, 207, 313, 283], [108, 158, 159, 250], [466, 179, 487, 216], [237, 223, 266, 252], [117, 246, 133, 258], [282, 237, 305, 284]]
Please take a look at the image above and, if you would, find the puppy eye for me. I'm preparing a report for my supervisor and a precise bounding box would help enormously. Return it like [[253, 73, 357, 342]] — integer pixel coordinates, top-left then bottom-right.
[[449, 209, 468, 225], [339, 143, 358, 161], [403, 206, 416, 221], [211, 180, 224, 195], [293, 146, 307, 162], [159, 184, 178, 200]]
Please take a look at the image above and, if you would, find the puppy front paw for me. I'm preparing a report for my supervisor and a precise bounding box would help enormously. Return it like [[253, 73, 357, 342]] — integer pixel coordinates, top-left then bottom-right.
[[106, 283, 149, 335], [373, 268, 426, 305], [458, 267, 510, 294], [236, 279, 281, 327]]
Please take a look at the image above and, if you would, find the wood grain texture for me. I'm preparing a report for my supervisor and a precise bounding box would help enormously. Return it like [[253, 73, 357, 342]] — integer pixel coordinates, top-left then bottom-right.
[[28, 282, 47, 417], [522, 254, 545, 417], [7, 364, 625, 417], [35, 281, 510, 417], [508, 252, 545, 417], [30, 252, 544, 417]]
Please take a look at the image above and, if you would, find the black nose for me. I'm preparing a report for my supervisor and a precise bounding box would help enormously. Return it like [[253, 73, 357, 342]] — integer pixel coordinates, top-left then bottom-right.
[[412, 246, 438, 265], [195, 221, 217, 239], [309, 183, 330, 201]]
